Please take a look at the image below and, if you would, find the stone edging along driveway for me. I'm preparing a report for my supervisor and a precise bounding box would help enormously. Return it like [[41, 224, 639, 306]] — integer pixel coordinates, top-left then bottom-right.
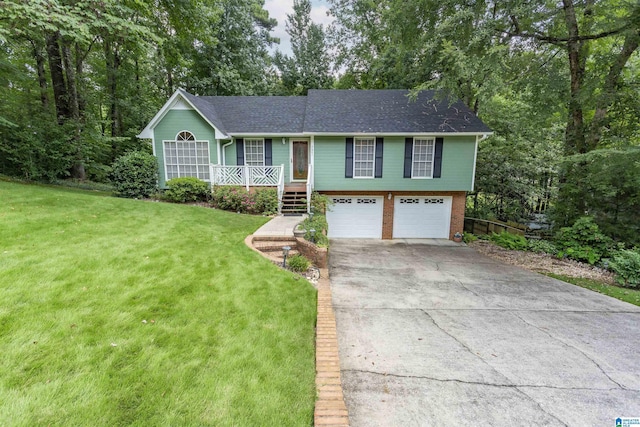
[[244, 235, 350, 426]]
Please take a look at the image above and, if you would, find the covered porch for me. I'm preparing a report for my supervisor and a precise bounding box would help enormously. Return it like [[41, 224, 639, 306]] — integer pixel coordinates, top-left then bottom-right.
[[209, 164, 313, 214]]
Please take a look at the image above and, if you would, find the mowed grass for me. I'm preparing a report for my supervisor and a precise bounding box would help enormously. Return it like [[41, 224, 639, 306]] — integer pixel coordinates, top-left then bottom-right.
[[547, 273, 640, 307], [0, 181, 317, 426]]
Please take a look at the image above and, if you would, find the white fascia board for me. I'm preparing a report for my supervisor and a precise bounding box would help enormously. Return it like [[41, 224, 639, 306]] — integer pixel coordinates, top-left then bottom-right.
[[136, 89, 229, 140], [228, 133, 307, 137], [303, 131, 494, 137]]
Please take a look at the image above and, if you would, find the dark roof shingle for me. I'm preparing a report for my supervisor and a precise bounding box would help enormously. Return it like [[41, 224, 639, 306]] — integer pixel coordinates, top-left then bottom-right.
[[181, 89, 491, 135]]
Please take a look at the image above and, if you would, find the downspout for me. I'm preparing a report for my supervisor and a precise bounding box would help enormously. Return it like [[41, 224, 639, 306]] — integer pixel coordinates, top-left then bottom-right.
[[221, 139, 233, 166]]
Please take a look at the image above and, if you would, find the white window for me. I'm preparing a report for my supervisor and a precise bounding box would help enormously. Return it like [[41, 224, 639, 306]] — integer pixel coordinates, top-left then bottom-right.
[[412, 137, 435, 178], [354, 137, 375, 178], [164, 131, 210, 181], [244, 138, 265, 166]]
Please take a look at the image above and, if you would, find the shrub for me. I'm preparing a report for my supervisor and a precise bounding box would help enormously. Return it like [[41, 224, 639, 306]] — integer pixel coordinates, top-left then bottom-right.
[[555, 216, 613, 264], [211, 186, 277, 214], [310, 191, 333, 214], [254, 188, 278, 215], [489, 231, 528, 251], [164, 177, 210, 203], [299, 214, 329, 247], [110, 151, 158, 198], [463, 232, 478, 244], [287, 254, 310, 272], [609, 249, 640, 288], [528, 239, 559, 255]]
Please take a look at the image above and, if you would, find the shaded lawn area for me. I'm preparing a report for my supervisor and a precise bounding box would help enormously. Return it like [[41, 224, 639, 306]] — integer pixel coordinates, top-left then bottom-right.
[[0, 181, 317, 426]]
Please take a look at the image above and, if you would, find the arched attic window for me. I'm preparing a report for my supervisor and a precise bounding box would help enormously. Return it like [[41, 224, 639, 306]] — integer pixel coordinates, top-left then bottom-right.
[[164, 130, 210, 181], [176, 131, 196, 141]]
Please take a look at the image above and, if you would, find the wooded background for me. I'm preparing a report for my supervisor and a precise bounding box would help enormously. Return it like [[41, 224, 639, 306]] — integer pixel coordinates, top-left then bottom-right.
[[1, 0, 638, 243]]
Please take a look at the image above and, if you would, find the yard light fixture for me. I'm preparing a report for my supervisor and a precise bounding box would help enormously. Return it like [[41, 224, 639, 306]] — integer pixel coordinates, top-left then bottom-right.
[[282, 246, 291, 268], [309, 228, 316, 244]]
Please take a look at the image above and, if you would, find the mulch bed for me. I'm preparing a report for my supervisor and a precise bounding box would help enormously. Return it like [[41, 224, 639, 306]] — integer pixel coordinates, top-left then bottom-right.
[[469, 240, 616, 285]]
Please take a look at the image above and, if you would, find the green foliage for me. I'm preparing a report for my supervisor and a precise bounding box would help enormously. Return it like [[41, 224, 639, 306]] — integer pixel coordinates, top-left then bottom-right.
[[462, 233, 478, 244], [253, 188, 279, 215], [211, 186, 277, 215], [299, 214, 329, 247], [287, 254, 310, 272], [609, 250, 640, 288], [489, 231, 528, 251], [164, 177, 210, 203], [274, 0, 333, 95], [553, 148, 640, 247], [527, 239, 559, 255], [110, 151, 158, 199], [554, 217, 614, 265], [310, 191, 332, 214]]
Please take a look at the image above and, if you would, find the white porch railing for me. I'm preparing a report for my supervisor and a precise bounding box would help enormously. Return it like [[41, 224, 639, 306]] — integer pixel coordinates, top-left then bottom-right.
[[306, 163, 313, 214], [210, 164, 284, 190], [277, 166, 285, 214]]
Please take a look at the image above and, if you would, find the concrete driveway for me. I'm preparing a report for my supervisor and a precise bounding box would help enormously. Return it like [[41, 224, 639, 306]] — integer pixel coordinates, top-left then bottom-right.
[[329, 240, 640, 426]]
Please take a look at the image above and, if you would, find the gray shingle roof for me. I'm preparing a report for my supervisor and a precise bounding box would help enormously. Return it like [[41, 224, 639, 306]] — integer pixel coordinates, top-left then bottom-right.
[[305, 89, 491, 133], [181, 89, 491, 135]]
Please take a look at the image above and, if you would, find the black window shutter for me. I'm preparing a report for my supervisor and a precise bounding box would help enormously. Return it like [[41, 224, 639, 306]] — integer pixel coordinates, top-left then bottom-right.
[[433, 138, 444, 178], [403, 138, 413, 178], [236, 138, 244, 166], [345, 138, 354, 178], [375, 137, 383, 178], [264, 139, 272, 166]]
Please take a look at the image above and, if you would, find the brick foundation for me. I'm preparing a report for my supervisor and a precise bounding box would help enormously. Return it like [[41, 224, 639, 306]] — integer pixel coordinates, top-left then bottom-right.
[[321, 190, 467, 240]]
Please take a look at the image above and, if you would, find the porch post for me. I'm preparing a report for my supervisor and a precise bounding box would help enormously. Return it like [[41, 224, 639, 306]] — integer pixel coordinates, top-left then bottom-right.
[[245, 165, 250, 191]]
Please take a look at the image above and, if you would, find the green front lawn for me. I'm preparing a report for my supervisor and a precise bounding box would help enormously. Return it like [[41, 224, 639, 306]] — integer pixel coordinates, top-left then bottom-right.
[[0, 181, 317, 426]]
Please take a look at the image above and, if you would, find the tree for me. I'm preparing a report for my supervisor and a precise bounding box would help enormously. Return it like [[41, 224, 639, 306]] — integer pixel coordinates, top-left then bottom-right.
[[274, 0, 332, 95]]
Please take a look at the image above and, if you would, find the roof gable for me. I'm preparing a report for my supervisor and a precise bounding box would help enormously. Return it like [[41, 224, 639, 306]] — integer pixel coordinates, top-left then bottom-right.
[[137, 89, 228, 140]]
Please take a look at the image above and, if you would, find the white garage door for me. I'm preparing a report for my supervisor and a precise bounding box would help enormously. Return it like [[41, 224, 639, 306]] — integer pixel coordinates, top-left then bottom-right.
[[393, 196, 452, 238], [327, 196, 383, 238]]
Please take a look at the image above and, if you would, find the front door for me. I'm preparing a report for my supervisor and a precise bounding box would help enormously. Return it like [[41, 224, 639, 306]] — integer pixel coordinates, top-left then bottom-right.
[[292, 140, 309, 180]]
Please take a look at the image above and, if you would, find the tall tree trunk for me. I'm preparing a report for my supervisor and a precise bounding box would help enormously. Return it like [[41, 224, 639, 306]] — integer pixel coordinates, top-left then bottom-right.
[[30, 39, 49, 110], [562, 0, 587, 155], [62, 40, 86, 180], [62, 42, 80, 121], [586, 30, 640, 149], [45, 31, 69, 122], [105, 39, 122, 138]]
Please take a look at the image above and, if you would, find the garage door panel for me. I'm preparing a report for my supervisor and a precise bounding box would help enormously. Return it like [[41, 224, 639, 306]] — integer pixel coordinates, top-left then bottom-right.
[[327, 196, 383, 238], [393, 197, 451, 239]]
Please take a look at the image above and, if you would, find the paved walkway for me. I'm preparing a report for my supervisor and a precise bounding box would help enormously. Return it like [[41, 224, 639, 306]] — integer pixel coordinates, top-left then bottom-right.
[[329, 239, 640, 426], [253, 214, 307, 236]]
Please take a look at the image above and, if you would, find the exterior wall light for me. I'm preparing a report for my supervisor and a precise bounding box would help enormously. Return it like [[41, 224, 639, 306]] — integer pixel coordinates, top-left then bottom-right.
[[282, 246, 291, 268]]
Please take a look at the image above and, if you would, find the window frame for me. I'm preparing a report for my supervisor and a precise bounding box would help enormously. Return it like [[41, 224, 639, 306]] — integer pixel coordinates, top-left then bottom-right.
[[244, 138, 266, 167], [411, 137, 435, 179], [163, 130, 210, 182], [353, 136, 376, 179]]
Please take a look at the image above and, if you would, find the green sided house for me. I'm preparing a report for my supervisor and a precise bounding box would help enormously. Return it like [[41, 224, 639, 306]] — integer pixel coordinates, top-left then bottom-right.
[[138, 89, 492, 240]]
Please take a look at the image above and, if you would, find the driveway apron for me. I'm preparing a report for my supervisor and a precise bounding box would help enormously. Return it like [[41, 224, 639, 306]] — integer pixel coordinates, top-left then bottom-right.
[[329, 240, 640, 426]]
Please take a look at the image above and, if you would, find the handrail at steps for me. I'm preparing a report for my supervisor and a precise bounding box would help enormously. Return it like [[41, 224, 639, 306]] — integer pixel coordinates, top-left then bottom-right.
[[306, 163, 313, 213], [277, 164, 285, 214]]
